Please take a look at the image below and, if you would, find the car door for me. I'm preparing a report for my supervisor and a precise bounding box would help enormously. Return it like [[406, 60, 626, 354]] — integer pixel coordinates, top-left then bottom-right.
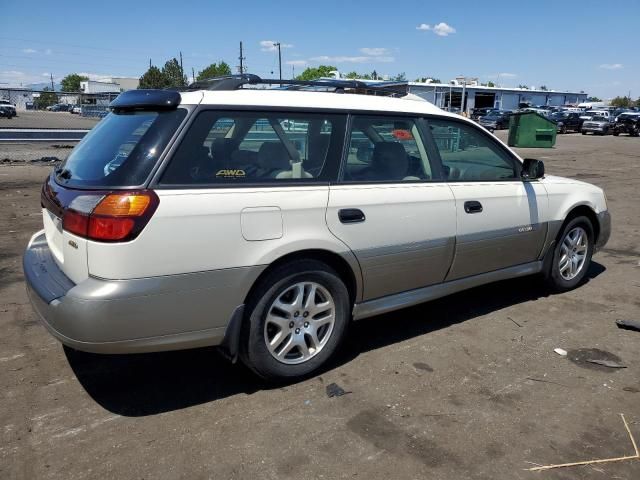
[[426, 116, 549, 281], [326, 115, 456, 301]]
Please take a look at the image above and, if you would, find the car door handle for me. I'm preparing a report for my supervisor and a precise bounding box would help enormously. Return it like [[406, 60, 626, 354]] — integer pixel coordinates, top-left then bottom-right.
[[339, 208, 366, 224], [464, 201, 483, 214]]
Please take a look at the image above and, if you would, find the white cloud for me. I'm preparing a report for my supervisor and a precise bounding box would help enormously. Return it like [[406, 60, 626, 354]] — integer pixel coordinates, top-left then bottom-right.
[[260, 40, 293, 52], [285, 60, 308, 67], [359, 47, 390, 56], [44, 48, 52, 55], [310, 55, 394, 64], [499, 72, 517, 78], [416, 22, 456, 36], [599, 63, 623, 70], [22, 48, 37, 54]]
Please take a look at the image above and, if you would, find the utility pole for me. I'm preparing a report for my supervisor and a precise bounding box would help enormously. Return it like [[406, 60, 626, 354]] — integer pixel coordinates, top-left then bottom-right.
[[192, 67, 195, 83], [273, 42, 282, 80], [50, 72, 54, 91], [238, 41, 246, 74], [179, 51, 184, 84], [149, 58, 152, 69], [292, 65, 295, 79]]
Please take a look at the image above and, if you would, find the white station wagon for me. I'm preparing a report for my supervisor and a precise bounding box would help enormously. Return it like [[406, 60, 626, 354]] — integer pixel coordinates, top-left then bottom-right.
[[24, 75, 611, 380]]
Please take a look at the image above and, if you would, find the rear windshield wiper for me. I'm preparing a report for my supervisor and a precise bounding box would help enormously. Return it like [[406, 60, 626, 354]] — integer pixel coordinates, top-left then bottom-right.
[[55, 167, 72, 180]]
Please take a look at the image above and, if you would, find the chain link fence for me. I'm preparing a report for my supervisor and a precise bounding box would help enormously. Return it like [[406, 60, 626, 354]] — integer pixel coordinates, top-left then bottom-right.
[[0, 88, 119, 130]]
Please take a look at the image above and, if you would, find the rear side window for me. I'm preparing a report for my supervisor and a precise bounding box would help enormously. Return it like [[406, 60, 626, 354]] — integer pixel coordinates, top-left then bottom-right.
[[342, 116, 433, 182], [428, 118, 518, 181], [56, 109, 187, 188], [160, 111, 345, 185]]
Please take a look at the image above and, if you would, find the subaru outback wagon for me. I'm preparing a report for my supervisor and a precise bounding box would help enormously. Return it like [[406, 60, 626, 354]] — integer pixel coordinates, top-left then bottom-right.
[[24, 75, 611, 380]]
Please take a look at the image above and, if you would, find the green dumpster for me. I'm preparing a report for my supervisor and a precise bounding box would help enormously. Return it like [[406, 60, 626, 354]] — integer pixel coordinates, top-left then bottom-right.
[[507, 111, 557, 148]]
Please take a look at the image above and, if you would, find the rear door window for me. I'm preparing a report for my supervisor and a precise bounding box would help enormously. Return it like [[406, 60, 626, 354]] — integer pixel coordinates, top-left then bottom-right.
[[55, 109, 187, 188], [160, 111, 345, 185], [342, 116, 433, 182]]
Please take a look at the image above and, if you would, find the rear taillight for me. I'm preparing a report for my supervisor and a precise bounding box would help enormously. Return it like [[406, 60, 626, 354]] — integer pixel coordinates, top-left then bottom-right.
[[62, 191, 159, 242]]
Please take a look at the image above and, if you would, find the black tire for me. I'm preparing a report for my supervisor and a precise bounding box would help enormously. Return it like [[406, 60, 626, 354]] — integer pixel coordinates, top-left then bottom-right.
[[560, 125, 567, 134], [613, 131, 619, 136], [545, 216, 594, 292], [581, 131, 587, 135], [240, 259, 350, 381]]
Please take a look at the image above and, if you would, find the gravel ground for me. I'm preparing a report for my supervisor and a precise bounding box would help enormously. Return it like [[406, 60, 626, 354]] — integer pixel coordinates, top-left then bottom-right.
[[0, 132, 639, 480], [0, 111, 99, 130]]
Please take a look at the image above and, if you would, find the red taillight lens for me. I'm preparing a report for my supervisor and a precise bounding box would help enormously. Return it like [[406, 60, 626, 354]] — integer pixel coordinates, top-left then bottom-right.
[[62, 190, 158, 242], [62, 209, 89, 237], [88, 216, 136, 241]]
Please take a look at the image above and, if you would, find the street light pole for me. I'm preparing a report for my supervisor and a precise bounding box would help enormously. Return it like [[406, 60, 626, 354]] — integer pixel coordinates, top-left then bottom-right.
[[273, 42, 282, 80]]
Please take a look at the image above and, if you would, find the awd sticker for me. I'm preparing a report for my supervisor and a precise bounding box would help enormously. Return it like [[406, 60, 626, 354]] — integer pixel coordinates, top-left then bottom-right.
[[216, 169, 246, 178], [518, 225, 533, 233]]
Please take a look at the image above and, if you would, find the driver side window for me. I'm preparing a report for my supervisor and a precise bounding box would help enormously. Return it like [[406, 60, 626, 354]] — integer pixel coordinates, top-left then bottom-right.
[[428, 119, 518, 181]]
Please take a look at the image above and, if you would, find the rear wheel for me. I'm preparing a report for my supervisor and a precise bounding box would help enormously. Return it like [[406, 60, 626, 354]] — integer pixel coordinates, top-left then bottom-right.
[[545, 216, 594, 292], [560, 125, 567, 134], [581, 131, 587, 135], [240, 260, 350, 381]]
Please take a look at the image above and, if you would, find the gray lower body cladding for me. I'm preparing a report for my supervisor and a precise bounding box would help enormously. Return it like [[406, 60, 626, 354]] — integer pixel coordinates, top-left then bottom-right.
[[23, 232, 264, 353], [356, 237, 455, 300]]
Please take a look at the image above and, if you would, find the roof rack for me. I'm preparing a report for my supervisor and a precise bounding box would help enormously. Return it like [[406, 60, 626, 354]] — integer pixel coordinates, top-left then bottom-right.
[[183, 74, 409, 97]]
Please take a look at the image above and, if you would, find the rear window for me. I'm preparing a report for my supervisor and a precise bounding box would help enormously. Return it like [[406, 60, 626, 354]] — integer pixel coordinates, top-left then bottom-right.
[[55, 109, 187, 188]]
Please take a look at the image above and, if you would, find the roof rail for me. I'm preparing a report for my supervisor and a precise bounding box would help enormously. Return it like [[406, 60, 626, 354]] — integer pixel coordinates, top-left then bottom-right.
[[183, 74, 409, 97]]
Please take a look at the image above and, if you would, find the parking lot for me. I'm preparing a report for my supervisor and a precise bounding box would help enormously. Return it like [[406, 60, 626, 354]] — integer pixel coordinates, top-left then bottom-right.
[[0, 111, 99, 130], [0, 132, 639, 479]]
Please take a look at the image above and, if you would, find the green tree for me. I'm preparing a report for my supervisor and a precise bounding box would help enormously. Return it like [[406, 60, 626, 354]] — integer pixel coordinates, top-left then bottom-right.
[[162, 58, 187, 87], [60, 73, 88, 92], [138, 66, 166, 89], [415, 77, 442, 83], [295, 65, 337, 81], [610, 96, 632, 108], [196, 61, 232, 81], [586, 96, 602, 102], [539, 85, 548, 91], [35, 87, 57, 109], [391, 72, 406, 81], [486, 81, 495, 87], [344, 71, 372, 80], [518, 84, 529, 89]]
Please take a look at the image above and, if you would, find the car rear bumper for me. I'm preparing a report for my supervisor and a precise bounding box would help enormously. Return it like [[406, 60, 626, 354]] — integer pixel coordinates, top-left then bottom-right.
[[23, 231, 263, 354]]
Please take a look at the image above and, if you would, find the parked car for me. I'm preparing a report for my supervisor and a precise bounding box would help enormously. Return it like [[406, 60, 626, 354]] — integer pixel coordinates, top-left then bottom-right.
[[48, 104, 72, 112], [612, 113, 640, 136], [23, 77, 611, 380], [580, 110, 609, 121], [550, 111, 583, 133], [70, 106, 82, 114], [581, 115, 612, 135], [471, 107, 499, 121], [0, 100, 17, 117], [478, 110, 512, 130], [0, 105, 15, 118]]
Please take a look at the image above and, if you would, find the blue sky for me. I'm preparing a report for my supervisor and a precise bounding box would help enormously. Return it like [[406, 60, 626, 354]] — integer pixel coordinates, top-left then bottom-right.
[[2, 0, 638, 98]]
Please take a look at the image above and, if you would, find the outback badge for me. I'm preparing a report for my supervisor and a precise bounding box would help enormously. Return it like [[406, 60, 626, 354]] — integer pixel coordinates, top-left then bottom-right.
[[68, 240, 79, 249]]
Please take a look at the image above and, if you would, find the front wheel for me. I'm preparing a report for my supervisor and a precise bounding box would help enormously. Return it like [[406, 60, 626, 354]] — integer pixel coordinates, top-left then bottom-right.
[[240, 260, 350, 381], [545, 216, 594, 292]]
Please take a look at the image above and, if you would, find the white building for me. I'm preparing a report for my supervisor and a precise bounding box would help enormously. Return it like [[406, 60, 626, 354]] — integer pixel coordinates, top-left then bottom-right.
[[408, 81, 587, 112], [80, 80, 120, 94]]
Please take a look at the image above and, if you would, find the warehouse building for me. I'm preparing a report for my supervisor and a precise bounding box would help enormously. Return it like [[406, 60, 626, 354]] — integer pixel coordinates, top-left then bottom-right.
[[407, 78, 587, 112]]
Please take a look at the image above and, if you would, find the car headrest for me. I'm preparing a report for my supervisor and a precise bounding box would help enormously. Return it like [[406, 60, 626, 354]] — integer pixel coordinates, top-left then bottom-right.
[[371, 142, 408, 180], [210, 138, 234, 159], [258, 142, 290, 171]]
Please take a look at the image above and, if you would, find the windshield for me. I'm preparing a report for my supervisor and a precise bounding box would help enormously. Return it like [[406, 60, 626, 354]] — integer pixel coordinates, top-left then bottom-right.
[[591, 116, 606, 121], [551, 113, 568, 119], [56, 108, 187, 188]]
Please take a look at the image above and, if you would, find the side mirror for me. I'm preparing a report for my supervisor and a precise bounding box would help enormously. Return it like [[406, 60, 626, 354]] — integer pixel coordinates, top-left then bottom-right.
[[521, 158, 545, 180]]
